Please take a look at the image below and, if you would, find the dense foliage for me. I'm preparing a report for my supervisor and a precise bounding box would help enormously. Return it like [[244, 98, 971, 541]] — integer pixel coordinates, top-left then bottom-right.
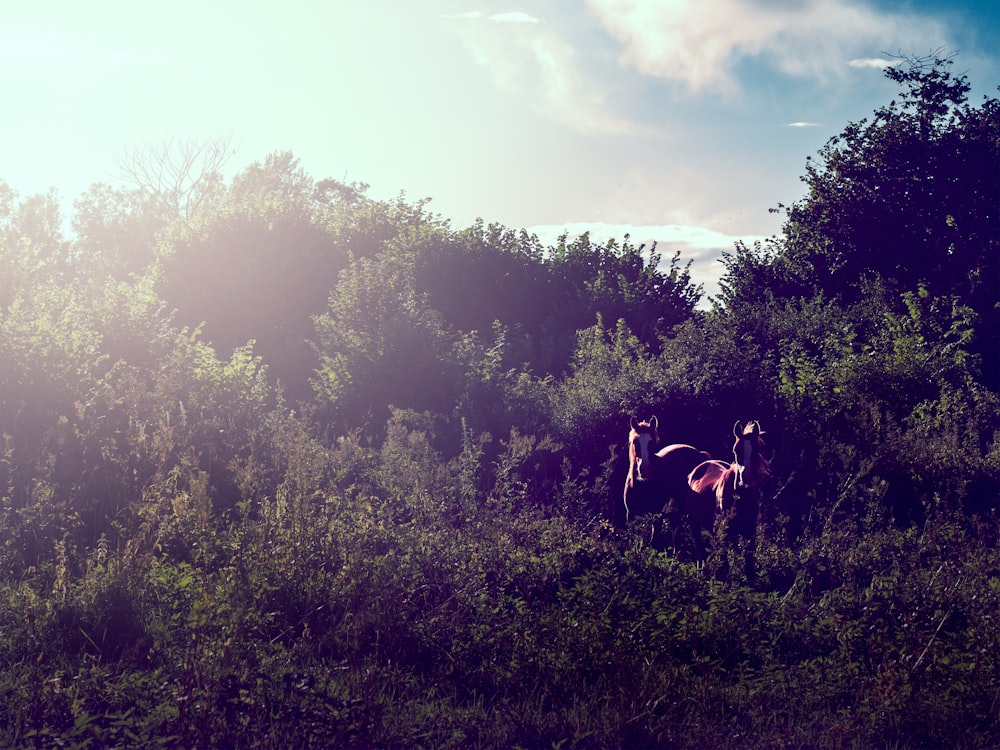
[[1, 55, 998, 748]]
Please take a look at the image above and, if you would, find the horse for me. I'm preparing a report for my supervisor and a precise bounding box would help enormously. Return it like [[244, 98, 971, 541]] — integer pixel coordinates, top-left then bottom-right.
[[620, 416, 711, 538], [686, 420, 771, 581]]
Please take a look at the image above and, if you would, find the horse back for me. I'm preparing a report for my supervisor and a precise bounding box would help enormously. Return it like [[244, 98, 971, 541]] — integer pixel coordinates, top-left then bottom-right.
[[657, 443, 711, 466], [658, 444, 712, 497], [687, 460, 730, 495]]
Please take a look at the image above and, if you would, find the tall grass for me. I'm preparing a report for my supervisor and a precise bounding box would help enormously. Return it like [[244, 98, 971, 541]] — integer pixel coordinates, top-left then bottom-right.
[[2, 419, 998, 749]]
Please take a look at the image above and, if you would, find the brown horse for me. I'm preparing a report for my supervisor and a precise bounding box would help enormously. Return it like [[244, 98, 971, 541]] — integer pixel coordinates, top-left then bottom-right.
[[621, 416, 710, 532], [686, 420, 771, 580]]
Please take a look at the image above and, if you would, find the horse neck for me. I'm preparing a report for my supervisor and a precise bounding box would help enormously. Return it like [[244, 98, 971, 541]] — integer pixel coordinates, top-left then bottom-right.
[[745, 451, 770, 485], [734, 436, 769, 486]]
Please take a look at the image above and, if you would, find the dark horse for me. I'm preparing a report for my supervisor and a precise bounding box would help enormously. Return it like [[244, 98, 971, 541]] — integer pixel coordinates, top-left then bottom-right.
[[621, 417, 710, 534], [686, 420, 771, 580]]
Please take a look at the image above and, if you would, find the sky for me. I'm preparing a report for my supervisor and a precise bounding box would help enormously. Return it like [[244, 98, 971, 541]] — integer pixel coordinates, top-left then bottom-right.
[[2, 0, 999, 300]]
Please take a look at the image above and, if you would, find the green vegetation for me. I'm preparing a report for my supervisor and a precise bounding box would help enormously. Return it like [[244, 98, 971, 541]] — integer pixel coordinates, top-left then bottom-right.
[[1, 54, 998, 748]]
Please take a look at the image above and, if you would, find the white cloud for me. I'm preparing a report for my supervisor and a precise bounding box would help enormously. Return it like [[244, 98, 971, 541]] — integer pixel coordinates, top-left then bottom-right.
[[849, 57, 898, 69], [585, 0, 947, 93], [443, 11, 541, 23], [443, 12, 649, 135], [488, 12, 541, 24], [787, 121, 821, 127]]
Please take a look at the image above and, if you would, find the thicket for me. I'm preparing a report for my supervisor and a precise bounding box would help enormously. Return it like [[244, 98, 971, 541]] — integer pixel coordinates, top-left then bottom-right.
[[1, 54, 998, 748]]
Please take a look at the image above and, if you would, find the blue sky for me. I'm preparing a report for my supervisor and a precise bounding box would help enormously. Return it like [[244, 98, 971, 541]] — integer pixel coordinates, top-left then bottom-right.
[[2, 0, 998, 298]]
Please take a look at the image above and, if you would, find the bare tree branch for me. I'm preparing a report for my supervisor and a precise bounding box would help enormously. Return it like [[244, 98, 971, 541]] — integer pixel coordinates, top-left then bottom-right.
[[116, 134, 236, 221]]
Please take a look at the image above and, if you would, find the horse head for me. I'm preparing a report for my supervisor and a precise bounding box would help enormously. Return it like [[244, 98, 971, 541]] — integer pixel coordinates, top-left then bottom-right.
[[731, 420, 770, 494], [628, 416, 660, 483]]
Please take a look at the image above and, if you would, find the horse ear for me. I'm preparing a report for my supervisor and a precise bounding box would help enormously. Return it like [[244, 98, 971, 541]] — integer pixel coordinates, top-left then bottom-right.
[[630, 417, 639, 431], [649, 416, 658, 430], [751, 421, 762, 436], [733, 421, 742, 438]]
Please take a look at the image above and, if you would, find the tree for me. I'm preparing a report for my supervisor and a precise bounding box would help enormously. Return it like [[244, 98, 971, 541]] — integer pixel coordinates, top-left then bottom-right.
[[541, 232, 700, 374], [0, 183, 68, 308], [0, 247, 279, 568], [117, 135, 233, 222], [721, 52, 999, 387], [311, 247, 454, 430], [778, 53, 998, 356], [413, 221, 549, 369], [71, 183, 167, 280], [155, 152, 341, 401], [156, 153, 449, 402]]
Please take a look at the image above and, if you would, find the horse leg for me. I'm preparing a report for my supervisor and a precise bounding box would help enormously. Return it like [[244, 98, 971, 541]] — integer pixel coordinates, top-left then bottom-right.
[[617, 487, 630, 528], [662, 507, 681, 557], [716, 545, 731, 581], [682, 492, 711, 571], [736, 499, 759, 585]]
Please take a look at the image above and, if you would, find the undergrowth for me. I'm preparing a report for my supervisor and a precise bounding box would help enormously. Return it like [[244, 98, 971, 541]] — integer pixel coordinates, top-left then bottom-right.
[[2, 423, 998, 749]]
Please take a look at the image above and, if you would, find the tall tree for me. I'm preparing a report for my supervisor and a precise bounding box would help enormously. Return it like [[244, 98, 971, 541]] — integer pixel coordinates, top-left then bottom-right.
[[311, 247, 454, 430], [543, 232, 700, 374], [0, 183, 67, 308], [156, 153, 447, 401], [413, 221, 549, 369], [156, 152, 341, 401], [71, 183, 167, 281], [723, 52, 999, 384], [786, 54, 996, 305]]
